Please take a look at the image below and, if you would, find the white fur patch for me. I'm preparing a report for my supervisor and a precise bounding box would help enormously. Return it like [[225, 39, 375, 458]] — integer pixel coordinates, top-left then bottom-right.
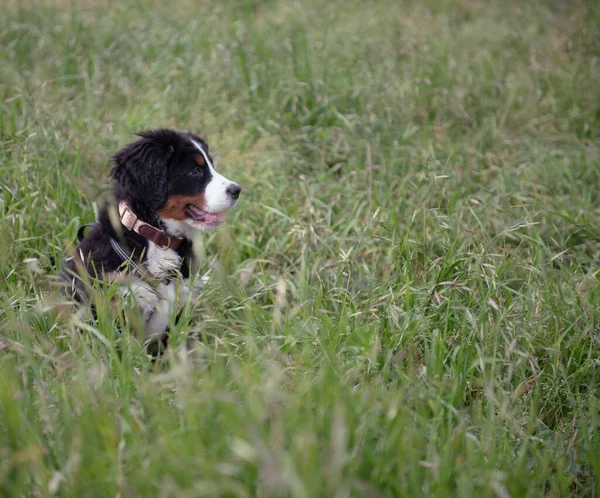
[[144, 282, 177, 338], [190, 139, 238, 213], [145, 242, 181, 279]]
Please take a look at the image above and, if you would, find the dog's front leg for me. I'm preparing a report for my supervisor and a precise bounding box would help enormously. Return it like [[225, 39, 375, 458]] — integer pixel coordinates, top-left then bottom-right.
[[120, 282, 161, 322], [121, 281, 176, 339], [144, 282, 178, 338]]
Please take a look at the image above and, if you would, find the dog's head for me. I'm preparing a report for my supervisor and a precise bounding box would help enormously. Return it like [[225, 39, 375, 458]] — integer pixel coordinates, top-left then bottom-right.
[[110, 129, 241, 235]]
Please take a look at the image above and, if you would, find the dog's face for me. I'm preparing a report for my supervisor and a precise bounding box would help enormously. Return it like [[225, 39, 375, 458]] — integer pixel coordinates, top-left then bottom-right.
[[111, 129, 241, 235], [156, 133, 241, 232]]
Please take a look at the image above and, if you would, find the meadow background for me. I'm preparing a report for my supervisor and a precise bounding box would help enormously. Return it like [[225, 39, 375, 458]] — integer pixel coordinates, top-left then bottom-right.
[[1, 0, 599, 496]]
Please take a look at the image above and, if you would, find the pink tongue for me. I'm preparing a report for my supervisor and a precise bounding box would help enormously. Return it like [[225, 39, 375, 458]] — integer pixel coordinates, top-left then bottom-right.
[[203, 212, 225, 223], [187, 205, 225, 223]]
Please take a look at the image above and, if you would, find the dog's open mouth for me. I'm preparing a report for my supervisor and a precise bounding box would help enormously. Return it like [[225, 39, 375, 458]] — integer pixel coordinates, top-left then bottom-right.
[[185, 205, 226, 227]]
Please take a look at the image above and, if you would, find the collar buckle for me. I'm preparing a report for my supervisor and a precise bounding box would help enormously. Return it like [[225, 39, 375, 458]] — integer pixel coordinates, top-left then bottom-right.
[[156, 236, 172, 251]]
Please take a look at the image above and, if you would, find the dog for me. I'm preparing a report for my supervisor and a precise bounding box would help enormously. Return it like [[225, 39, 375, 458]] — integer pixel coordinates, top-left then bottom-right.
[[61, 128, 241, 355]]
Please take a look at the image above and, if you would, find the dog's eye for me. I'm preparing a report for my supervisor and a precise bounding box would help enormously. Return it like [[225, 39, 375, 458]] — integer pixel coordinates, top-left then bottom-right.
[[189, 169, 203, 177]]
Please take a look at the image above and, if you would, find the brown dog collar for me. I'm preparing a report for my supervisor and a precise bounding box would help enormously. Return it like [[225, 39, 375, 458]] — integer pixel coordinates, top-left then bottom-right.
[[118, 201, 183, 251]]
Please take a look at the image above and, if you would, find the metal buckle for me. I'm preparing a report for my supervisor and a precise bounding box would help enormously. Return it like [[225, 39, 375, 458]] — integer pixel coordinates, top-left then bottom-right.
[[157, 237, 171, 251]]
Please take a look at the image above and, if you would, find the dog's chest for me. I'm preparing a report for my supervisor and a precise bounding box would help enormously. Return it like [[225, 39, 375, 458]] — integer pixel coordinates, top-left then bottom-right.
[[133, 242, 190, 339], [119, 242, 208, 340], [146, 242, 181, 279], [125, 243, 184, 340]]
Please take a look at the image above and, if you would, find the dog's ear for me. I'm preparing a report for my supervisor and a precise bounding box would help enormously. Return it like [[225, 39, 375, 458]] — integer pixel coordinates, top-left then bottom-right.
[[110, 129, 179, 211]]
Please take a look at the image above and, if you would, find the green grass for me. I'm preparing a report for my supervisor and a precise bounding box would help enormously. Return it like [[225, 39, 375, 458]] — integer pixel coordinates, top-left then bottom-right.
[[1, 0, 600, 496]]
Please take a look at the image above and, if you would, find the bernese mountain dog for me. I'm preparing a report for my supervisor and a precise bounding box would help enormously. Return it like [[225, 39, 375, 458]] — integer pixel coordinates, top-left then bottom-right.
[[61, 128, 241, 355]]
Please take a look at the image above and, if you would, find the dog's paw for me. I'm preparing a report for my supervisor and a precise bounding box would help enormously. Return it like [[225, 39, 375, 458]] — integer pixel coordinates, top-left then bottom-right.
[[120, 282, 160, 320]]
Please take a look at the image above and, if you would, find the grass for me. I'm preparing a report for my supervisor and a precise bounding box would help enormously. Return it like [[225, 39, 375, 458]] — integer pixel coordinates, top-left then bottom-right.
[[1, 0, 600, 496]]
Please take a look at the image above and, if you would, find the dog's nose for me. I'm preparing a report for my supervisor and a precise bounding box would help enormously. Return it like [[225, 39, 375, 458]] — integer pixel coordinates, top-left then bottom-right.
[[227, 184, 242, 199]]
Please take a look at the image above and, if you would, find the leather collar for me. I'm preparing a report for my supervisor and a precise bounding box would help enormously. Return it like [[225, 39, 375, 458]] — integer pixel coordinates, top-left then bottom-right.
[[118, 201, 183, 251]]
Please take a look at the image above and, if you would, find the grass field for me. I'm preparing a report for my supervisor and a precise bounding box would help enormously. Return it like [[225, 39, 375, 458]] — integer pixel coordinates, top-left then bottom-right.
[[1, 0, 600, 496]]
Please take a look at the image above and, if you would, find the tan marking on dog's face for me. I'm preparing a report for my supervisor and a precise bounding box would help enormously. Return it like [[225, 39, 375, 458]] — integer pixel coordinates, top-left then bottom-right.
[[157, 194, 205, 220], [195, 155, 205, 166]]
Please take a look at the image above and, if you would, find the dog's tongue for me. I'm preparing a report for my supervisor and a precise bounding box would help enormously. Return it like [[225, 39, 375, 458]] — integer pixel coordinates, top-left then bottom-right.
[[187, 205, 225, 223], [203, 212, 224, 223]]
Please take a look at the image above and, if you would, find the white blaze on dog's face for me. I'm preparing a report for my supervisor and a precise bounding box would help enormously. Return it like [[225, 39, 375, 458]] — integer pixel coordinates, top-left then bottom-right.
[[190, 139, 239, 214], [157, 134, 241, 238]]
